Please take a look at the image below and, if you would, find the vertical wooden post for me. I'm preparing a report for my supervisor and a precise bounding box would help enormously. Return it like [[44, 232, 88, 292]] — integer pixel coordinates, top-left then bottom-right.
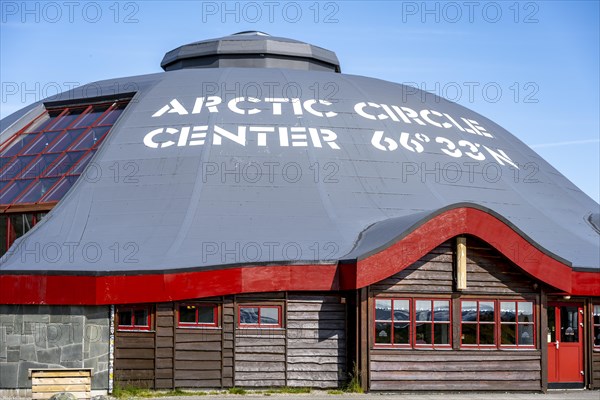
[[456, 237, 467, 291], [540, 289, 548, 393], [359, 287, 368, 391]]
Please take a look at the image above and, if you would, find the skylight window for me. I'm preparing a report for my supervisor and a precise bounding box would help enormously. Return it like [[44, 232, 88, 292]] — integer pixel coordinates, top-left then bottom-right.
[[0, 99, 130, 208]]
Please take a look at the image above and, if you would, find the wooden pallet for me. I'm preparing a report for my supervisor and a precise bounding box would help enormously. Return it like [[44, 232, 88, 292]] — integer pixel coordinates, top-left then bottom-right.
[[29, 369, 93, 400]]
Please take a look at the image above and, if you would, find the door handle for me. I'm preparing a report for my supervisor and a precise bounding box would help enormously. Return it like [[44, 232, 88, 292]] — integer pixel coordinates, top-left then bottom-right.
[[555, 341, 559, 350]]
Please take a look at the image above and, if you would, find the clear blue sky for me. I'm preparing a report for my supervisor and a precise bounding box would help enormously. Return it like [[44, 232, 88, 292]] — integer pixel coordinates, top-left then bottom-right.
[[1, 1, 598, 202]]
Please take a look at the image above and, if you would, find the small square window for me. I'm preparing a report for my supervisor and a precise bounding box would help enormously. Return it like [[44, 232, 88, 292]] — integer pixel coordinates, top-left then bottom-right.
[[239, 305, 281, 328], [117, 306, 151, 331], [178, 303, 218, 328]]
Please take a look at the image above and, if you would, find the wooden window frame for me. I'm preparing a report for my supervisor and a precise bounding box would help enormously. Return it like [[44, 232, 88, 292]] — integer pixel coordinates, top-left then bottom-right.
[[499, 300, 536, 349], [373, 297, 452, 349], [177, 303, 219, 328], [460, 299, 497, 349], [373, 298, 411, 348], [238, 305, 282, 328], [116, 305, 152, 331], [413, 299, 452, 349], [593, 304, 600, 351]]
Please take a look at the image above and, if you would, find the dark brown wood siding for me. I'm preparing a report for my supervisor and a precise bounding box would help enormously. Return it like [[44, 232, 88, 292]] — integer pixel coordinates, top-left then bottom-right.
[[234, 294, 286, 387], [287, 294, 346, 388], [593, 351, 600, 389], [114, 331, 155, 388], [369, 237, 542, 391], [155, 303, 174, 389], [370, 351, 542, 390], [173, 297, 223, 388]]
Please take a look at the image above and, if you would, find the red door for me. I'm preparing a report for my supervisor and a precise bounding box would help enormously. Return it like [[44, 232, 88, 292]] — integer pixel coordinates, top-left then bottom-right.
[[547, 303, 584, 387]]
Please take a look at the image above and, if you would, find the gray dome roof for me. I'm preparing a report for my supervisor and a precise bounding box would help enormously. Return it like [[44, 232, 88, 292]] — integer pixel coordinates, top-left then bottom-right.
[[1, 67, 598, 275], [160, 31, 341, 72]]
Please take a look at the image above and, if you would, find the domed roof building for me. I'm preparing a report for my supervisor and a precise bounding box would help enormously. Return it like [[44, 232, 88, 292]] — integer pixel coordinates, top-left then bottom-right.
[[1, 32, 599, 396]]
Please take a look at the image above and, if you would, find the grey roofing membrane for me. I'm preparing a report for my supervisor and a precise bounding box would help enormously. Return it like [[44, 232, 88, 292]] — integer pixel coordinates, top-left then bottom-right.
[[0, 37, 598, 275]]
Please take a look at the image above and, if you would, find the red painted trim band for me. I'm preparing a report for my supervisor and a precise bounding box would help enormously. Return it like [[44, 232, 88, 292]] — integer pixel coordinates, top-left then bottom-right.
[[1, 207, 598, 305]]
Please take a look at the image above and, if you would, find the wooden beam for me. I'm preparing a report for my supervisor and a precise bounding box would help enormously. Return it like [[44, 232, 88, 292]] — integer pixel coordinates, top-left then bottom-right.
[[456, 237, 467, 291]]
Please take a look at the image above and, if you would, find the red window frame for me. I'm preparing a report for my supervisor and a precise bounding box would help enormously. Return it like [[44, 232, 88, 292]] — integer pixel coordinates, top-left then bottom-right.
[[178, 303, 219, 328], [373, 297, 451, 349], [413, 299, 452, 349], [116, 305, 152, 331], [592, 304, 600, 350], [373, 298, 411, 347], [238, 305, 282, 328], [499, 300, 536, 348], [460, 299, 497, 348]]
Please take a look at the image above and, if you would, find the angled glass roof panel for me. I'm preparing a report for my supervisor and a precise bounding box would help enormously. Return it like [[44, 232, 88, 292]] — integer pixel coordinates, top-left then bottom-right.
[[0, 96, 132, 207], [15, 177, 59, 204]]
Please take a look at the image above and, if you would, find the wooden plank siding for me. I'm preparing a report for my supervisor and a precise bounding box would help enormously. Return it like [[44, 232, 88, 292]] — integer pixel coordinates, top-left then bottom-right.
[[592, 352, 600, 389], [286, 294, 347, 388], [368, 237, 543, 391], [155, 303, 175, 389], [370, 351, 542, 391], [114, 331, 155, 388], [173, 298, 223, 389]]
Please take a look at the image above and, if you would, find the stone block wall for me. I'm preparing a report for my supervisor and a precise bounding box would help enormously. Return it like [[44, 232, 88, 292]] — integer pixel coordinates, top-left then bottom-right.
[[0, 305, 110, 390]]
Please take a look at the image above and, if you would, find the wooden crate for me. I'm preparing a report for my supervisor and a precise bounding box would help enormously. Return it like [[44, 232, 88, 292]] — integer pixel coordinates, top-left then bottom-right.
[[29, 369, 93, 400]]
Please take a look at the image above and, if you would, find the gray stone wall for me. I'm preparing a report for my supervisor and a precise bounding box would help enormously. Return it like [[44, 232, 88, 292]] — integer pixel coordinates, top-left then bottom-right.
[[0, 305, 110, 390]]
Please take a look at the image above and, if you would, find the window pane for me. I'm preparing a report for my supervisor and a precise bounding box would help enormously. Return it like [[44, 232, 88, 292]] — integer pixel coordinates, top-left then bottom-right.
[[42, 151, 85, 177], [119, 310, 133, 326], [500, 302, 516, 322], [594, 326, 600, 346], [69, 151, 95, 175], [434, 323, 450, 344], [72, 107, 109, 128], [41, 176, 78, 202], [462, 301, 477, 321], [20, 154, 59, 179], [1, 179, 34, 204], [480, 324, 495, 345], [97, 106, 124, 125], [46, 129, 87, 153], [501, 324, 516, 345], [393, 322, 410, 344], [179, 305, 196, 323], [415, 323, 431, 344], [594, 305, 600, 325], [479, 302, 495, 322], [240, 307, 259, 324], [1, 134, 38, 157], [16, 178, 58, 203], [197, 306, 215, 324], [47, 109, 84, 131], [518, 324, 534, 345], [462, 324, 477, 345], [9, 213, 35, 238], [415, 300, 432, 321], [260, 307, 279, 324], [375, 322, 392, 344], [22, 132, 60, 155], [393, 299, 410, 322], [518, 302, 533, 323], [133, 309, 148, 326], [433, 300, 450, 321], [375, 299, 392, 321], [561, 307, 579, 343], [71, 126, 111, 151], [0, 156, 35, 181]]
